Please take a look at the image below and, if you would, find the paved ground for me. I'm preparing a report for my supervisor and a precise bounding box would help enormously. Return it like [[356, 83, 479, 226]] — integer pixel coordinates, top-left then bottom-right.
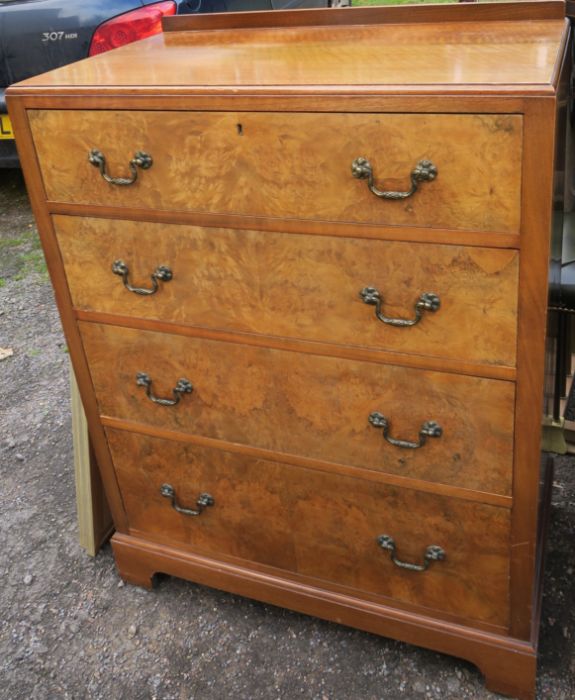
[[1, 167, 574, 699]]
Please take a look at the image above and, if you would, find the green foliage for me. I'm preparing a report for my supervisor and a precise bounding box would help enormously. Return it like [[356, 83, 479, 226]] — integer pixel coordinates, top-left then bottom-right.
[[20, 249, 47, 276], [0, 225, 47, 280], [0, 236, 25, 249], [352, 0, 458, 5]]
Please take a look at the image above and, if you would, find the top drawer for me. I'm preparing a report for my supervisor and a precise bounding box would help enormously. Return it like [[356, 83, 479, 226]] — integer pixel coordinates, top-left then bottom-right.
[[29, 110, 522, 234]]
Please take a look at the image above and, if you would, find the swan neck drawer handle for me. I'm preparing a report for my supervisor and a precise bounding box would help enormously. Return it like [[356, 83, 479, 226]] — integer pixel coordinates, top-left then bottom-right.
[[351, 157, 437, 200], [136, 372, 193, 406], [368, 412, 442, 450], [112, 260, 173, 296], [160, 484, 214, 517], [89, 149, 153, 185], [360, 287, 440, 327], [377, 535, 445, 572]]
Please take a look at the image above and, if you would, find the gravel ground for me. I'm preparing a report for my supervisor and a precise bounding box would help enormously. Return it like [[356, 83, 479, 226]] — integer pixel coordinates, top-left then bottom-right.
[[1, 167, 574, 700]]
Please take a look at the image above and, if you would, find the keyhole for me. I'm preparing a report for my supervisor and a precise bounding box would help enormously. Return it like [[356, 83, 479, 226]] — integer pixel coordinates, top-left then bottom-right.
[[236, 123, 243, 135]]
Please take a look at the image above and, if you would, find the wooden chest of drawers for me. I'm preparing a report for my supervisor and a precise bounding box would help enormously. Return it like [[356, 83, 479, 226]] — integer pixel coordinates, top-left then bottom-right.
[[7, 3, 571, 698]]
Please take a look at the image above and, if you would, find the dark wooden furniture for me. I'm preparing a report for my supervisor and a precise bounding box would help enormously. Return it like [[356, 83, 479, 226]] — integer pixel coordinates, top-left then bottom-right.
[[7, 4, 571, 697]]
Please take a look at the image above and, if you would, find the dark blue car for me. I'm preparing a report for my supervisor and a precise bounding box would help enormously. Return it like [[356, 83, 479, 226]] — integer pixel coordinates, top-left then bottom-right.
[[0, 0, 328, 167]]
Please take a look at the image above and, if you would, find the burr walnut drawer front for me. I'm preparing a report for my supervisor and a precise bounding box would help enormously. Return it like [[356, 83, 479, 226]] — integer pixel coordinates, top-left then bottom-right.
[[80, 323, 515, 496], [106, 428, 511, 628], [56, 216, 519, 368], [30, 110, 521, 233]]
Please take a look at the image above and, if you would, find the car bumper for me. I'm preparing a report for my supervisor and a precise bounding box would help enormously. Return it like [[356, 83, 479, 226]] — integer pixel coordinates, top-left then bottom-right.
[[0, 89, 19, 167], [0, 138, 19, 168]]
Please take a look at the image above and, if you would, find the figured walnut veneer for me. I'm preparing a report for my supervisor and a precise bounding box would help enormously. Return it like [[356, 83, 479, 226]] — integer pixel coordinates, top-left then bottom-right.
[[7, 4, 569, 699], [80, 322, 515, 496], [30, 111, 522, 233], [107, 428, 511, 628], [55, 216, 520, 368]]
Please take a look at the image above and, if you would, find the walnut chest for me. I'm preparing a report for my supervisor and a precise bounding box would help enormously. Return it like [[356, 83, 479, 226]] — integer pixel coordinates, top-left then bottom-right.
[[7, 3, 572, 698]]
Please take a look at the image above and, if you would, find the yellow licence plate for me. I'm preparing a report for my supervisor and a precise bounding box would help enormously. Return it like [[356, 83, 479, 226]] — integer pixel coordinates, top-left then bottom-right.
[[0, 114, 14, 140]]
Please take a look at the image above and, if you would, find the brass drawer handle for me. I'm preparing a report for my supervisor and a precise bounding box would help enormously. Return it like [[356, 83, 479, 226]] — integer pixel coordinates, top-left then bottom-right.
[[377, 534, 445, 572], [88, 149, 153, 185], [112, 259, 173, 296], [160, 483, 214, 516], [136, 372, 193, 406], [360, 287, 440, 327], [369, 411, 442, 449], [352, 157, 437, 200]]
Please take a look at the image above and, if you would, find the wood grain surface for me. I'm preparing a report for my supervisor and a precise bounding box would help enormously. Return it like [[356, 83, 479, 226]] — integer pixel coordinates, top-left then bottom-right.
[[3, 98, 131, 531], [54, 216, 519, 368], [9, 6, 565, 92], [48, 200, 521, 251], [107, 428, 511, 628], [79, 323, 515, 496], [163, 2, 566, 32], [112, 530, 538, 699], [7, 5, 567, 697], [31, 111, 523, 233], [509, 98, 558, 639]]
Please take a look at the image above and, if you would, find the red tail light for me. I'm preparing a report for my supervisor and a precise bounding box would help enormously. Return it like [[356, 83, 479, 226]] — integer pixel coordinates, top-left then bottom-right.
[[89, 1, 177, 56]]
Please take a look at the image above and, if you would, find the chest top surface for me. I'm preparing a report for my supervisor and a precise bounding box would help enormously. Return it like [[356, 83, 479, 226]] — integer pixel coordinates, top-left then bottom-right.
[[8, 2, 569, 97]]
